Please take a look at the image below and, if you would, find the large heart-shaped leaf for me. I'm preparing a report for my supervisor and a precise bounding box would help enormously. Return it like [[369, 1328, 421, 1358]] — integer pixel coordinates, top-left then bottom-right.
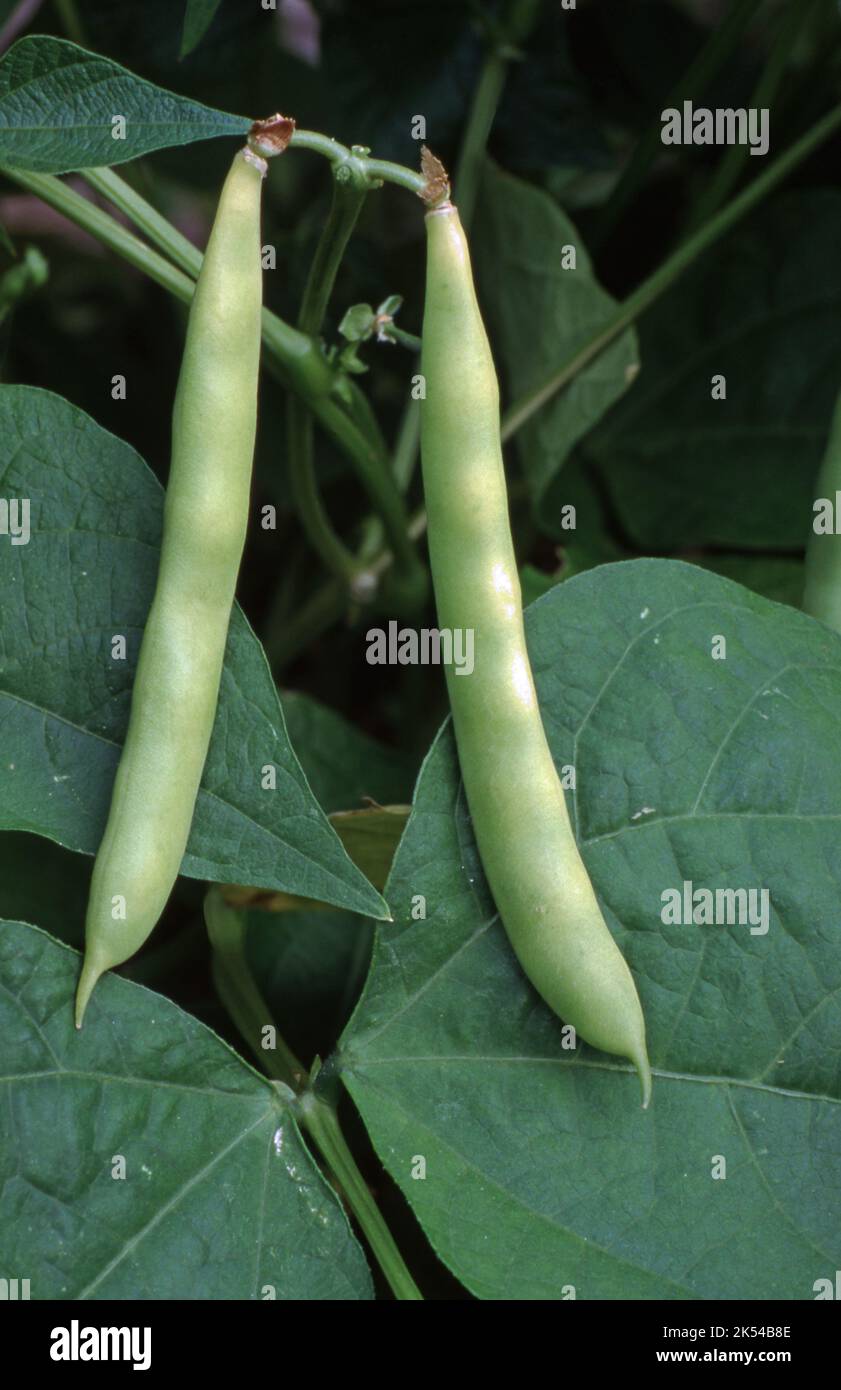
[[0, 921, 373, 1300], [0, 385, 386, 920], [339, 558, 841, 1299]]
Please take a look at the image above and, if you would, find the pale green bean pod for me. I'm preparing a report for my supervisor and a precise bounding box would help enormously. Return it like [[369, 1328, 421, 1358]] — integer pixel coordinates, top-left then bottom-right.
[[76, 147, 266, 1026], [419, 202, 651, 1105]]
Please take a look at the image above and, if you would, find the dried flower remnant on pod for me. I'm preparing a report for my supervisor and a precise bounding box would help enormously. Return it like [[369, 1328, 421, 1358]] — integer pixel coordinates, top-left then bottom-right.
[[248, 113, 296, 158]]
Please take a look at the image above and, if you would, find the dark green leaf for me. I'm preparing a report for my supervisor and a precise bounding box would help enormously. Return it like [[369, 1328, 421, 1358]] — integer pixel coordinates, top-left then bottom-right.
[[341, 558, 841, 1299], [0, 921, 373, 1299], [0, 36, 245, 172], [0, 385, 387, 920], [586, 193, 841, 551], [475, 160, 638, 515]]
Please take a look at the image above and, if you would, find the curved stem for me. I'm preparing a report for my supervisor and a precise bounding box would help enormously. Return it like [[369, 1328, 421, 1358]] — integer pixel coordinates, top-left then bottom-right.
[[289, 131, 427, 198], [502, 100, 841, 441]]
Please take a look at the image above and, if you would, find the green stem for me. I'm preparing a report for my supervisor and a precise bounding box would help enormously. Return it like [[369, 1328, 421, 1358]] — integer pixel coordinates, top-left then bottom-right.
[[78, 164, 332, 394], [386, 325, 422, 352], [299, 172, 367, 334], [204, 889, 307, 1090], [297, 1092, 423, 1300], [286, 170, 373, 588], [289, 132, 427, 199], [3, 166, 197, 300], [286, 395, 366, 589], [502, 100, 841, 441], [593, 0, 763, 250], [392, 394, 422, 493], [204, 888, 422, 1299], [453, 0, 540, 227], [683, 0, 812, 236], [53, 0, 86, 44], [82, 164, 203, 279]]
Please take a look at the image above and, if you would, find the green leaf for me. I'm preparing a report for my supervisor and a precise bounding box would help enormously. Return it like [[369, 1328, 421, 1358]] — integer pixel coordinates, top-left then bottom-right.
[[0, 385, 387, 921], [0, 921, 373, 1300], [0, 36, 245, 172], [474, 159, 639, 519], [585, 192, 841, 551], [340, 558, 841, 1299], [338, 303, 375, 343], [180, 0, 224, 59]]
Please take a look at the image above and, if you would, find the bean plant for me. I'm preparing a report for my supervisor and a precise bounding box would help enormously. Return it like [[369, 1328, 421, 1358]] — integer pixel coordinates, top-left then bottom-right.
[[0, 0, 840, 1316]]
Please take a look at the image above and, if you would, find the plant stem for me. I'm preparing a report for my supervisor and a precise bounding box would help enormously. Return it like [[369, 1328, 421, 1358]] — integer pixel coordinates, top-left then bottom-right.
[[2, 165, 197, 300], [593, 0, 763, 251], [280, 94, 841, 651], [286, 396, 364, 588], [683, 0, 812, 236], [452, 0, 540, 227], [204, 888, 422, 1299], [502, 100, 841, 440], [289, 131, 427, 199], [53, 0, 85, 44], [204, 889, 307, 1089], [286, 170, 374, 589], [298, 172, 367, 335], [82, 164, 203, 279], [297, 1092, 423, 1300]]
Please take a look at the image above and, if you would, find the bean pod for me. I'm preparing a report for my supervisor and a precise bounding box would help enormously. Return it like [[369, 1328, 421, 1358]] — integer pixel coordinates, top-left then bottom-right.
[[419, 202, 651, 1105], [75, 147, 266, 1026]]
